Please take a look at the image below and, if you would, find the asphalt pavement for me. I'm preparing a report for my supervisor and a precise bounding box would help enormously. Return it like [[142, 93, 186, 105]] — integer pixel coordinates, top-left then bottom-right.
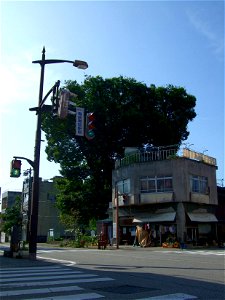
[[0, 242, 223, 269]]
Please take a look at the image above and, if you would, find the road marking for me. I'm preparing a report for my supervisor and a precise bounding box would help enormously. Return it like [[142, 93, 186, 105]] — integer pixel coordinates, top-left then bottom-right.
[[0, 265, 114, 299], [37, 255, 77, 265], [1, 270, 83, 278], [154, 250, 225, 256], [25, 293, 104, 299], [0, 285, 83, 297], [137, 293, 197, 299], [0, 266, 64, 272], [0, 273, 99, 283], [183, 250, 225, 256], [1, 277, 114, 287]]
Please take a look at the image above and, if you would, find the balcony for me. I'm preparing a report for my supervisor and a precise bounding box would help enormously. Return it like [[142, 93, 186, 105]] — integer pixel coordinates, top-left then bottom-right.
[[115, 147, 217, 169], [115, 148, 177, 169]]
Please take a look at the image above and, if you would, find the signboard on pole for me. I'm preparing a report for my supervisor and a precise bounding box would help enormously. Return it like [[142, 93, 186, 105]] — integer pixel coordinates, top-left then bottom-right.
[[113, 222, 117, 238], [76, 107, 84, 136]]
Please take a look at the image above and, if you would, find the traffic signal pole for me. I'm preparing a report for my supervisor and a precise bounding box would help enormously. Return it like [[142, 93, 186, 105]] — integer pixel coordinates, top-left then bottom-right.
[[29, 48, 45, 260], [28, 47, 88, 260]]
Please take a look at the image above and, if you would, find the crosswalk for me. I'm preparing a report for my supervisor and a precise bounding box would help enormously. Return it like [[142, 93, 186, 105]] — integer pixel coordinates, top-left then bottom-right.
[[154, 249, 225, 256], [36, 248, 225, 257], [0, 265, 114, 299], [0, 264, 199, 300]]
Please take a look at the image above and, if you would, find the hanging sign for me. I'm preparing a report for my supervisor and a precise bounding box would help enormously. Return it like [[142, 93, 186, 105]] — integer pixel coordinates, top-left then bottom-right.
[[76, 107, 85, 136]]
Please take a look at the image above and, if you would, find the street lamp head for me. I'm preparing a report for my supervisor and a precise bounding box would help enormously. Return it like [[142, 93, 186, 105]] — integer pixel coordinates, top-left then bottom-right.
[[73, 60, 88, 70]]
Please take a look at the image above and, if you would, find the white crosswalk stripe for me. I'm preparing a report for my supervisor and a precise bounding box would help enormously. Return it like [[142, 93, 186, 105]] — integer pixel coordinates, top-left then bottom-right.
[[154, 250, 225, 256], [0, 265, 113, 299], [136, 293, 197, 299], [26, 293, 104, 300]]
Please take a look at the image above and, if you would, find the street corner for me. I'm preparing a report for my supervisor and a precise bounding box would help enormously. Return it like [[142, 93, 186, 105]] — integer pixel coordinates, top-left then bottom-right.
[[0, 252, 54, 269]]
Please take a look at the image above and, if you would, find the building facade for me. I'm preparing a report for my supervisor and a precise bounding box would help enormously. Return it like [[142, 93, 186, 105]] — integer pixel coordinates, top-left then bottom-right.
[[112, 148, 218, 246], [1, 179, 65, 243], [216, 186, 225, 245], [1, 191, 22, 211], [22, 178, 65, 242]]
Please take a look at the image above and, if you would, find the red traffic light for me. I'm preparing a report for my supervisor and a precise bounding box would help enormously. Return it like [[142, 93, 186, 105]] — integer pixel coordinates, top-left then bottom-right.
[[87, 112, 95, 122], [12, 159, 21, 169], [85, 112, 95, 140]]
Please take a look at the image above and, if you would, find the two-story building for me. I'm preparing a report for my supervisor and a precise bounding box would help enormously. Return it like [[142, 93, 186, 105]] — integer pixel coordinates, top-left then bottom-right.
[[112, 147, 218, 246]]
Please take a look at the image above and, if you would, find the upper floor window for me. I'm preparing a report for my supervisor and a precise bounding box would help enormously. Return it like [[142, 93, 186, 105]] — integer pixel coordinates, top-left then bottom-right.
[[140, 176, 173, 193], [190, 175, 208, 194], [116, 179, 130, 194]]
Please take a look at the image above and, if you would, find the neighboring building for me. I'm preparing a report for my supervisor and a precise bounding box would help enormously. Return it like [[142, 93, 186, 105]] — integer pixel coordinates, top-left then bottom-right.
[[1, 191, 22, 212], [22, 178, 65, 242], [112, 147, 218, 246], [216, 186, 225, 244], [1, 179, 65, 243], [38, 179, 65, 242]]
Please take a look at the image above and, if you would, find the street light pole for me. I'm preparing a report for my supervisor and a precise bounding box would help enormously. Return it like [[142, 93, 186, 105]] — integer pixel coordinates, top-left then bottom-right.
[[29, 48, 45, 259], [29, 47, 88, 259], [115, 184, 119, 249]]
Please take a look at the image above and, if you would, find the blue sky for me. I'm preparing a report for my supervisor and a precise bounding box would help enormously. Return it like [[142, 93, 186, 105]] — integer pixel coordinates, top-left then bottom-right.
[[0, 0, 224, 194]]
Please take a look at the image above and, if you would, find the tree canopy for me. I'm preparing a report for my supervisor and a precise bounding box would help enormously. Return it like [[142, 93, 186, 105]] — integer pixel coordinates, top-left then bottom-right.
[[42, 75, 196, 224], [0, 196, 22, 234]]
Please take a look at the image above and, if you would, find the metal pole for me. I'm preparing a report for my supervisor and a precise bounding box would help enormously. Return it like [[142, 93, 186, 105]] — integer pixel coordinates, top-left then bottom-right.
[[29, 47, 45, 259], [27, 168, 32, 243], [116, 185, 119, 249], [28, 49, 87, 259]]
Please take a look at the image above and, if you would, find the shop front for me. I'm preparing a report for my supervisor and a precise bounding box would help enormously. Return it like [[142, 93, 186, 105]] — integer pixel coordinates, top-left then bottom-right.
[[132, 211, 177, 246], [186, 211, 218, 246]]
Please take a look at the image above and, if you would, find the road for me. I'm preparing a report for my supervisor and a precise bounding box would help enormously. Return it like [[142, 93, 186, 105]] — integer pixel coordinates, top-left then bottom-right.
[[0, 244, 224, 299]]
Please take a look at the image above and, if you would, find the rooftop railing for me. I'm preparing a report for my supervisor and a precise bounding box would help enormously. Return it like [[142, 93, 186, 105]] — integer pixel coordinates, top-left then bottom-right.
[[115, 147, 217, 169], [115, 148, 177, 169]]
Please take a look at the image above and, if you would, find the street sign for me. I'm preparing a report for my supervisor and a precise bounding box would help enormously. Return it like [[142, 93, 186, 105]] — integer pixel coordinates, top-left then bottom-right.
[[76, 107, 85, 136]]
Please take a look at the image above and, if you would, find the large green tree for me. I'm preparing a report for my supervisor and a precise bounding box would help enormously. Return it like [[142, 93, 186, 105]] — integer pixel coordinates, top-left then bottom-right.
[[42, 76, 196, 224], [0, 196, 22, 235]]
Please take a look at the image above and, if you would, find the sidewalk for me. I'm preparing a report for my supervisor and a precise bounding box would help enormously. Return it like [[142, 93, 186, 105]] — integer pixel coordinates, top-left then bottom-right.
[[0, 254, 55, 269], [0, 243, 57, 269]]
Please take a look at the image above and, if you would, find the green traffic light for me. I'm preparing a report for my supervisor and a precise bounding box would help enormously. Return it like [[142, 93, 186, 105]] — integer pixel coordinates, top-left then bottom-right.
[[87, 130, 95, 138], [10, 168, 21, 178], [10, 159, 22, 178]]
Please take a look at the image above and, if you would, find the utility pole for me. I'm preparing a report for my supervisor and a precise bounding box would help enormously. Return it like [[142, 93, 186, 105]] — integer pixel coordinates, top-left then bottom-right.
[[29, 47, 88, 259]]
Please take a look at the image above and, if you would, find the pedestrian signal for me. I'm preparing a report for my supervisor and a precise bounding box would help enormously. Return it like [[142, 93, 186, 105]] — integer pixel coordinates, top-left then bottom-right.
[[10, 159, 22, 178]]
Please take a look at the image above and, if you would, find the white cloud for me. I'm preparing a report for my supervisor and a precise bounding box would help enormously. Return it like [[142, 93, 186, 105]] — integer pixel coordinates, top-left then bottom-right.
[[186, 8, 224, 59]]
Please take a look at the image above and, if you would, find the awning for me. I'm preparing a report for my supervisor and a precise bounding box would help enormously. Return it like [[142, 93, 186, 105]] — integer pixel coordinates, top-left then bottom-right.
[[187, 212, 218, 222], [133, 212, 176, 223]]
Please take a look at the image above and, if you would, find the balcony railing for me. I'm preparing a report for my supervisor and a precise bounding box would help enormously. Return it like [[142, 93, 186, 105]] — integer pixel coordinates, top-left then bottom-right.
[[115, 148, 177, 169], [115, 147, 217, 169]]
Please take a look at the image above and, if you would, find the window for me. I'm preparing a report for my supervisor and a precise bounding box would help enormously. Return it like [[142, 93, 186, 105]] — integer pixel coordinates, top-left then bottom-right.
[[117, 179, 130, 194], [190, 175, 208, 194], [140, 176, 173, 193]]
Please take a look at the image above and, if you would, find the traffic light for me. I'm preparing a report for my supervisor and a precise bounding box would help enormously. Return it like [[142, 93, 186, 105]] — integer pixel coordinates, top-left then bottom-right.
[[85, 112, 95, 140], [58, 90, 70, 119], [10, 159, 22, 178], [57, 89, 77, 119]]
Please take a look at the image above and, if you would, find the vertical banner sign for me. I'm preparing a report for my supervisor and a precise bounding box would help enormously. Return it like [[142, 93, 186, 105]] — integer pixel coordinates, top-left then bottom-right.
[[76, 107, 84, 136]]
